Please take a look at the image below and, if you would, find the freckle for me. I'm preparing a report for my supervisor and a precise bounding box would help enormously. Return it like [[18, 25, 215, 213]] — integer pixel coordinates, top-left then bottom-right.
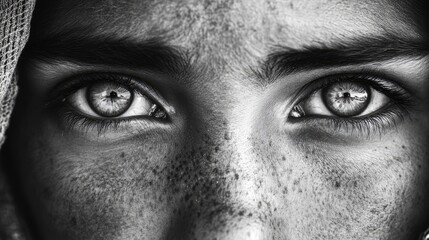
[[224, 190, 231, 198], [120, 152, 125, 158], [282, 156, 286, 161], [335, 181, 341, 188], [238, 210, 245, 216], [283, 187, 288, 194], [214, 146, 220, 152], [401, 145, 406, 149], [353, 181, 358, 187], [258, 201, 262, 209], [224, 132, 232, 140], [293, 179, 300, 186], [248, 212, 253, 217], [234, 173, 239, 180]]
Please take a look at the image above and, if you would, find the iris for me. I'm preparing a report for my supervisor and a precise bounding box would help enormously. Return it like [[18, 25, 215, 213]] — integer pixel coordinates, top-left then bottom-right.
[[322, 82, 370, 117], [87, 82, 134, 117]]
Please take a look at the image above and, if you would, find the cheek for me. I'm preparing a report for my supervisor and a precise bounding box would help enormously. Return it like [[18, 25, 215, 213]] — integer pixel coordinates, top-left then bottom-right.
[[17, 127, 181, 239], [250, 127, 429, 239]]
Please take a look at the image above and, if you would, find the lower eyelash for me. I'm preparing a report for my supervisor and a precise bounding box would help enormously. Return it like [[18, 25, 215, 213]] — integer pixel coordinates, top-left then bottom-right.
[[289, 103, 409, 137], [51, 105, 161, 135], [59, 109, 130, 134]]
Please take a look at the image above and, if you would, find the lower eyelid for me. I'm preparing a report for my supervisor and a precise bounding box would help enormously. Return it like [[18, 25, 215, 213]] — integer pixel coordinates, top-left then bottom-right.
[[56, 109, 168, 137], [287, 105, 406, 138]]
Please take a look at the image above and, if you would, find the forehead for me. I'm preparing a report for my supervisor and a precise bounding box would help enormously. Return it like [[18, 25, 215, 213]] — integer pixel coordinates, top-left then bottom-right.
[[34, 0, 419, 50]]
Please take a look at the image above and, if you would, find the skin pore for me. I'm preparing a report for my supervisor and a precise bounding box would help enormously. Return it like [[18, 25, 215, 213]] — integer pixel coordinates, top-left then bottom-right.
[[3, 0, 429, 239]]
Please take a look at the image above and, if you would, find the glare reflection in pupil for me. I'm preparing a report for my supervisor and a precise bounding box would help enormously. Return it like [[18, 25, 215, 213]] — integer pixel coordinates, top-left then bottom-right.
[[322, 82, 370, 117], [87, 82, 133, 117]]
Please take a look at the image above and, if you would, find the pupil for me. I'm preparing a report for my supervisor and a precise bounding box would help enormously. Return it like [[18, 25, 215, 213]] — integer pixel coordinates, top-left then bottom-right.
[[343, 92, 351, 98], [109, 91, 118, 98]]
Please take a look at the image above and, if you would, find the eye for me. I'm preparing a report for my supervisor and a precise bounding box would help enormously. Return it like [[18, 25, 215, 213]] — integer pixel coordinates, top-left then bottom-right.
[[67, 80, 167, 119], [289, 78, 392, 119]]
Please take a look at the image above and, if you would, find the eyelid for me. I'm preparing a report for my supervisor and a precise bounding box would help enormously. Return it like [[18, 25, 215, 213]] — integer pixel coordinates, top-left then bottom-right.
[[46, 72, 176, 116]]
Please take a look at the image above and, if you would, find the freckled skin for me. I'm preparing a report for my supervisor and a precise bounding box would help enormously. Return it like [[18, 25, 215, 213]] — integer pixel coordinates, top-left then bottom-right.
[[4, 0, 429, 239]]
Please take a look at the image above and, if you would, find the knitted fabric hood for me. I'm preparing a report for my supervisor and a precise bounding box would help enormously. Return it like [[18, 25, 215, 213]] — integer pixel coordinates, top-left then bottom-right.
[[0, 0, 35, 239]]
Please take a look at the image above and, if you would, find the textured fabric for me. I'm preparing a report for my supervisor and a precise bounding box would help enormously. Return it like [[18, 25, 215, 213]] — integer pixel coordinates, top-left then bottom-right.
[[0, 0, 34, 144], [0, 0, 35, 239]]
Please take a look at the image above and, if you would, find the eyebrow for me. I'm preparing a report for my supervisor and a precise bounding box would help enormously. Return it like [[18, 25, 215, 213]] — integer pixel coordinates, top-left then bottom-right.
[[258, 35, 429, 85], [23, 32, 189, 74], [24, 31, 429, 86]]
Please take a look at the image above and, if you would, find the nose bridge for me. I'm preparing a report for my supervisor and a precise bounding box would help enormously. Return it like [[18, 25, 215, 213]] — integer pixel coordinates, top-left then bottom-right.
[[164, 90, 276, 240]]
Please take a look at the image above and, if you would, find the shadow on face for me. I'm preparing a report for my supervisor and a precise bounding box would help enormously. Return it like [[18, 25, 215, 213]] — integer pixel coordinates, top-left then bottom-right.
[[2, 0, 429, 239]]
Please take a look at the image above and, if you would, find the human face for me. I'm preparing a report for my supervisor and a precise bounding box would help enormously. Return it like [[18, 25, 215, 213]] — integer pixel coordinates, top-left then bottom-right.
[[6, 0, 429, 239]]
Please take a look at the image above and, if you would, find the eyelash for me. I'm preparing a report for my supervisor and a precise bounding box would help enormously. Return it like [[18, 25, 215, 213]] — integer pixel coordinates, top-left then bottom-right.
[[47, 73, 167, 134], [288, 73, 415, 136]]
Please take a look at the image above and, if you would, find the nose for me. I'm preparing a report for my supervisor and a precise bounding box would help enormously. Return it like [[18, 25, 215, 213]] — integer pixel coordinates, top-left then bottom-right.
[[164, 128, 276, 240]]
